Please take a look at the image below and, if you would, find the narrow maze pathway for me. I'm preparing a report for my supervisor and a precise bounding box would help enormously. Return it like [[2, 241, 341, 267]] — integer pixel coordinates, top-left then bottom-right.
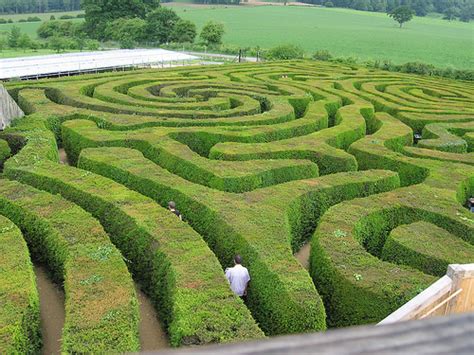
[[58, 148, 70, 166], [295, 243, 311, 270], [135, 284, 169, 351], [34, 266, 65, 355], [61, 147, 169, 351]]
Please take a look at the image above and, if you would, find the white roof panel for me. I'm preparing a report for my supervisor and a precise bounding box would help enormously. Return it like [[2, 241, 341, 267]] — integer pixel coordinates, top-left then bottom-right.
[[0, 49, 197, 79]]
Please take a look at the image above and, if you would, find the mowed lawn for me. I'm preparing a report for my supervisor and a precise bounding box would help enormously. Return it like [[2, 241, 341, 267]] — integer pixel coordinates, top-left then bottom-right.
[[0, 48, 83, 58], [0, 11, 83, 37], [170, 4, 473, 69]]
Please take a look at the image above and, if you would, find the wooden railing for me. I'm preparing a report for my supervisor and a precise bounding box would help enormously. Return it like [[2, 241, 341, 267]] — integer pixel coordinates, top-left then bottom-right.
[[379, 264, 474, 324]]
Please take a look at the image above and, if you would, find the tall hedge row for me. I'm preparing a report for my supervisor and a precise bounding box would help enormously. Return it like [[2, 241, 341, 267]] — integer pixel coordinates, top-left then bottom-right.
[[4, 152, 263, 346], [0, 216, 40, 354], [0, 179, 140, 353]]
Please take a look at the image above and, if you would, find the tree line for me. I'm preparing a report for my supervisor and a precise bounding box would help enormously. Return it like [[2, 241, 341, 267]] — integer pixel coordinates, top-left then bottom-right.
[[81, 0, 224, 48], [0, 0, 81, 14], [300, 0, 473, 21], [0, 0, 226, 53]]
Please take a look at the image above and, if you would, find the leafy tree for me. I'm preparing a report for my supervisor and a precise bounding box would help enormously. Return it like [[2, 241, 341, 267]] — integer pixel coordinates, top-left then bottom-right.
[[266, 44, 304, 60], [459, 4, 473, 22], [145, 7, 180, 44], [412, 0, 429, 16], [48, 35, 68, 53], [313, 49, 333, 61], [73, 36, 86, 51], [0, 0, 81, 13], [7, 26, 21, 48], [17, 33, 30, 52], [105, 17, 147, 46], [170, 19, 197, 43], [353, 0, 370, 11], [37, 20, 80, 39], [388, 6, 415, 27], [0, 37, 6, 52], [30, 40, 40, 51], [199, 21, 225, 46], [443, 7, 460, 21], [82, 0, 160, 39], [85, 39, 100, 51]]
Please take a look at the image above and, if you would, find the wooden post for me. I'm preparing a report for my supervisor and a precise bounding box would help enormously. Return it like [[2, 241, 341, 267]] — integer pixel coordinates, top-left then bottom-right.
[[446, 264, 474, 314], [379, 263, 474, 324]]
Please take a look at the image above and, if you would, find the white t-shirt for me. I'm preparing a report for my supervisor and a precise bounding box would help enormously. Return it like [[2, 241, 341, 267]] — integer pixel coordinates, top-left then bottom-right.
[[225, 264, 250, 297]]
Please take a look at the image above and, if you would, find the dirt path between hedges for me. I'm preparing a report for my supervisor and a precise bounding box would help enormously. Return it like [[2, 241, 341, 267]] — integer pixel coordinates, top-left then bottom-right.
[[295, 242, 311, 270], [136, 284, 169, 351], [58, 148, 70, 166], [35, 265, 65, 355]]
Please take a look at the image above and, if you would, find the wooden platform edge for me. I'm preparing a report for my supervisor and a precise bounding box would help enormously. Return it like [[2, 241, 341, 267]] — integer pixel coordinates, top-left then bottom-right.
[[146, 312, 474, 355]]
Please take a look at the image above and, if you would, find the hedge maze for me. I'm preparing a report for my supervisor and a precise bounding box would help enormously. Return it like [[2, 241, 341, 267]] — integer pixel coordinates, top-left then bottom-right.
[[1, 60, 473, 352]]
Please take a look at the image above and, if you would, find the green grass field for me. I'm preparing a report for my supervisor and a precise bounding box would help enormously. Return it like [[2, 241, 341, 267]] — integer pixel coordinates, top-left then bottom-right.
[[0, 6, 472, 69], [170, 4, 473, 69], [0, 11, 83, 37], [0, 10, 83, 21], [0, 49, 83, 58]]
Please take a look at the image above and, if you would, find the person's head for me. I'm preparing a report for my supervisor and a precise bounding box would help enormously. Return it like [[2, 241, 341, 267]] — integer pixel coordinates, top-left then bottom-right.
[[234, 254, 242, 265], [168, 201, 176, 210]]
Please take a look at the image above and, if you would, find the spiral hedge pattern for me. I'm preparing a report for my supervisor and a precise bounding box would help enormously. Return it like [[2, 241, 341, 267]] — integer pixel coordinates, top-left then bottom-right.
[[1, 60, 473, 352]]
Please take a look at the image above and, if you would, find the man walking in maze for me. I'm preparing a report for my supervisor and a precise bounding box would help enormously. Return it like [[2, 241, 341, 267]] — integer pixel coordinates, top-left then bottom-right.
[[168, 201, 183, 221], [225, 255, 250, 300]]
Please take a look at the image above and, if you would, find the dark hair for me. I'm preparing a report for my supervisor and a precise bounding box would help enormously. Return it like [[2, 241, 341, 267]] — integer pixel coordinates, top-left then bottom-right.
[[168, 201, 176, 209], [234, 255, 242, 264]]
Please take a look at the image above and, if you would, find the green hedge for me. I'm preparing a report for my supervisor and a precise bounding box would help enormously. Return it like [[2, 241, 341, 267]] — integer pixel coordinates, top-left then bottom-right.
[[4, 158, 263, 346], [310, 183, 473, 328], [14, 84, 299, 129], [419, 122, 471, 153], [0, 139, 11, 168], [61, 119, 320, 192], [209, 96, 361, 175], [77, 146, 326, 335], [381, 221, 474, 277], [348, 112, 429, 186], [0, 179, 140, 353], [4, 60, 473, 337], [76, 147, 402, 336], [0, 215, 41, 354]]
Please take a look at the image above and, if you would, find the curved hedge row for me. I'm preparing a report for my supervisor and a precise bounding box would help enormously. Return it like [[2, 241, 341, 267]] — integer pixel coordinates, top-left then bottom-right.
[[0, 179, 140, 353], [1, 60, 473, 352], [3, 123, 263, 346], [310, 184, 474, 327], [381, 221, 474, 277], [75, 146, 400, 335], [0, 215, 40, 353], [61, 119, 320, 192]]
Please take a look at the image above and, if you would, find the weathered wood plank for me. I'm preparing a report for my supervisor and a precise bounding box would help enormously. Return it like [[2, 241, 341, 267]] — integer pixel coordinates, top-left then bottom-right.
[[153, 313, 474, 354]]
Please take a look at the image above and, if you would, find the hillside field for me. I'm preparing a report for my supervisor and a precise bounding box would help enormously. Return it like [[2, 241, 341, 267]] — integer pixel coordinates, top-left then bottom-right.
[[171, 4, 473, 69], [1, 6, 473, 69]]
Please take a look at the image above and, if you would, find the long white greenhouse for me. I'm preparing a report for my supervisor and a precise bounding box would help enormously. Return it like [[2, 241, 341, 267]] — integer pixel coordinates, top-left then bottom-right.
[[0, 49, 197, 80]]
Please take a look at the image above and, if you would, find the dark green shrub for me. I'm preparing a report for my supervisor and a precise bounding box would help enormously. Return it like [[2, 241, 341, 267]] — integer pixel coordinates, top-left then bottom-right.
[[313, 50, 333, 61], [266, 44, 304, 60], [59, 14, 75, 20]]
